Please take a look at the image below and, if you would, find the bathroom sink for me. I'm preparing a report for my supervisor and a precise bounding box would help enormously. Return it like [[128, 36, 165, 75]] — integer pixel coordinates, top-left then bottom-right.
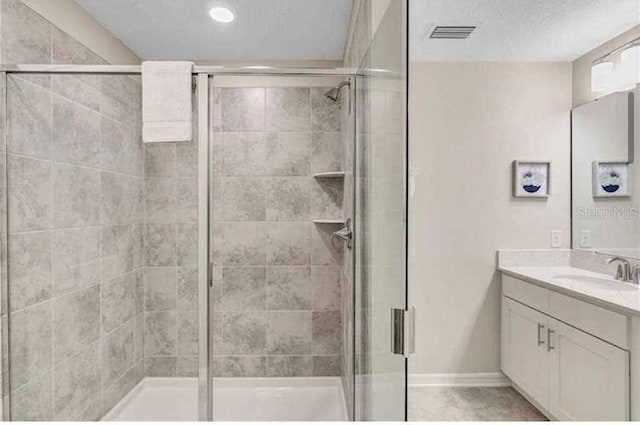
[[552, 274, 638, 292]]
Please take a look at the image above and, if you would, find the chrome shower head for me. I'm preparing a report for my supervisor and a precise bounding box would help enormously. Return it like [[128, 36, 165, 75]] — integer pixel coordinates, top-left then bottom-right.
[[324, 80, 350, 102]]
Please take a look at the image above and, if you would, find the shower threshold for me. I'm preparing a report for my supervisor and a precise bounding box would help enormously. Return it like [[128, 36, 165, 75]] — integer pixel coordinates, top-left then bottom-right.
[[102, 376, 348, 421]]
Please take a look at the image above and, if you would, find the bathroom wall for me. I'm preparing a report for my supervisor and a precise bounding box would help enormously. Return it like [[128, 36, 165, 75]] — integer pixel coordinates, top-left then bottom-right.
[[142, 131, 199, 377], [209, 77, 344, 378], [0, 0, 144, 419], [573, 25, 640, 107], [408, 62, 572, 375], [6, 70, 144, 421]]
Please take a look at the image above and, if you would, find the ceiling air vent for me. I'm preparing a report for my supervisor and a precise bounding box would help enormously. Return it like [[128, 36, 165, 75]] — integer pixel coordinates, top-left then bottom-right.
[[429, 26, 476, 40]]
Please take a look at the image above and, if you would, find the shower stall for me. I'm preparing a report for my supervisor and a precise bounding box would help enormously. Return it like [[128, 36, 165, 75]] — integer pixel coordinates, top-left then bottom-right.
[[0, 1, 407, 421]]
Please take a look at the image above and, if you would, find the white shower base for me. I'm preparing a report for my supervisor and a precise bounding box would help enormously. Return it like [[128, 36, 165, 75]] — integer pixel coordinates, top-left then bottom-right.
[[102, 376, 348, 421]]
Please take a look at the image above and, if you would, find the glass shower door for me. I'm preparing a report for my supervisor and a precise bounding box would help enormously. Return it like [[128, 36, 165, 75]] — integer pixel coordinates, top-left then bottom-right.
[[354, 0, 408, 421]]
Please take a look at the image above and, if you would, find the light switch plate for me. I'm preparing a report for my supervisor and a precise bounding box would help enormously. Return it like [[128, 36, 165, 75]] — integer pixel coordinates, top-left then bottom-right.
[[550, 230, 562, 248], [580, 230, 591, 248]]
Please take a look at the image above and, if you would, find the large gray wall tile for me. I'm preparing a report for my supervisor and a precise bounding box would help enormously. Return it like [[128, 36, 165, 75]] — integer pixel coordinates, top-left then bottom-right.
[[177, 312, 198, 356], [176, 178, 197, 223], [145, 178, 176, 223], [212, 222, 266, 266], [267, 356, 312, 377], [102, 321, 135, 388], [265, 132, 310, 176], [221, 88, 265, 131], [52, 95, 100, 167], [9, 231, 51, 311], [51, 227, 100, 297], [221, 177, 266, 221], [266, 178, 310, 221], [1, 0, 51, 64], [222, 311, 266, 355], [311, 88, 342, 131], [267, 223, 310, 266], [145, 143, 176, 177], [312, 311, 341, 355], [144, 267, 177, 311], [52, 285, 100, 364], [222, 267, 266, 311], [266, 266, 311, 310], [53, 342, 101, 420], [102, 273, 135, 333], [177, 267, 198, 311], [9, 155, 51, 232], [11, 372, 53, 421], [145, 224, 176, 266], [267, 311, 312, 355], [311, 132, 342, 172], [213, 356, 266, 377], [8, 76, 51, 158], [145, 356, 177, 377], [222, 132, 266, 176], [101, 116, 141, 175], [10, 301, 52, 388], [52, 164, 100, 228], [312, 266, 341, 311], [266, 88, 310, 131], [145, 311, 177, 355]]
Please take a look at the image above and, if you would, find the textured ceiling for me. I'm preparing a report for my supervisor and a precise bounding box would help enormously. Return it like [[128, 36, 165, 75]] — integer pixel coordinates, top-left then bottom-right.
[[410, 0, 640, 61], [72, 0, 352, 61]]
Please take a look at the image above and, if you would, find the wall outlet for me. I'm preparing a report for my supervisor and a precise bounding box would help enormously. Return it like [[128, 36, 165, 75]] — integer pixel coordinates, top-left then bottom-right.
[[550, 230, 562, 248], [580, 230, 592, 248]]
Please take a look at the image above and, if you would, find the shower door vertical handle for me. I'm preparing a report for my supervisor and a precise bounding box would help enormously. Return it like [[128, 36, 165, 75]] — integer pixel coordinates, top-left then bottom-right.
[[391, 307, 415, 357]]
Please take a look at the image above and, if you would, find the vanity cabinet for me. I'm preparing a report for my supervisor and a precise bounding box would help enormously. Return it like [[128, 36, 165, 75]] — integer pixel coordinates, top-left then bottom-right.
[[501, 276, 630, 421]]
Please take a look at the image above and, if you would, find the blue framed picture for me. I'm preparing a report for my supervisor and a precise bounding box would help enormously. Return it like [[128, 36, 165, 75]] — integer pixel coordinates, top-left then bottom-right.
[[512, 161, 550, 198], [592, 161, 630, 198]]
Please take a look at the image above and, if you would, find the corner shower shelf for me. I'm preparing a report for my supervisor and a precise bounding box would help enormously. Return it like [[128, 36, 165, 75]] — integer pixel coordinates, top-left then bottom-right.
[[312, 219, 345, 224], [313, 172, 345, 178]]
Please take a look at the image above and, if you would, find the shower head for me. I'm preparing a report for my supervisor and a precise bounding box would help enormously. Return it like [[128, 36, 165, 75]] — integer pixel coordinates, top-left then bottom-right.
[[324, 80, 350, 102]]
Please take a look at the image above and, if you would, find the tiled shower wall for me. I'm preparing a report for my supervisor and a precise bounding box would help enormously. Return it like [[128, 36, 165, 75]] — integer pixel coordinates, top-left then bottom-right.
[[6, 72, 145, 420], [210, 83, 345, 377], [142, 136, 199, 377], [0, 0, 146, 420]]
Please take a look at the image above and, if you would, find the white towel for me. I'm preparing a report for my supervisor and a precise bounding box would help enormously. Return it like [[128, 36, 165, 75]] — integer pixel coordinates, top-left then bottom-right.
[[142, 61, 194, 143]]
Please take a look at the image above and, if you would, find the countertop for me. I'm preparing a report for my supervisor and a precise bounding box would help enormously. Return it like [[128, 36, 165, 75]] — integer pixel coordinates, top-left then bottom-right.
[[499, 265, 640, 316]]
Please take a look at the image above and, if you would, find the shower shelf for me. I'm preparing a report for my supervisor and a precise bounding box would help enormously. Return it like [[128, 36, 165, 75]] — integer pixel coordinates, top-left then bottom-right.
[[312, 219, 345, 224], [313, 172, 345, 178]]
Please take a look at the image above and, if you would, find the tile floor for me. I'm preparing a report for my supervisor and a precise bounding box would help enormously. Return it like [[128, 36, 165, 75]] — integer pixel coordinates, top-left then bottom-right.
[[409, 387, 547, 421]]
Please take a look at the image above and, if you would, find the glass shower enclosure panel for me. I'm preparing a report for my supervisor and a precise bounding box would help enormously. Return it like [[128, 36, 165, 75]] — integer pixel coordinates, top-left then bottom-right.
[[354, 0, 408, 421], [2, 71, 202, 421]]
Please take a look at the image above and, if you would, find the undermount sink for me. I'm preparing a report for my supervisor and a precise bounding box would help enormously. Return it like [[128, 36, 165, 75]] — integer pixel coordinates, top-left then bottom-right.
[[552, 274, 638, 292]]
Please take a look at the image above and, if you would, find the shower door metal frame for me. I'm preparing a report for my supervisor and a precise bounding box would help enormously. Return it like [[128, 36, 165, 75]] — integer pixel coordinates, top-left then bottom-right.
[[196, 72, 211, 421], [0, 64, 359, 422]]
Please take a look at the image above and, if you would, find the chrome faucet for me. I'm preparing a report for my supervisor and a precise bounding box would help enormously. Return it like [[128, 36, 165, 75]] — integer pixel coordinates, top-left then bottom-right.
[[607, 257, 640, 284]]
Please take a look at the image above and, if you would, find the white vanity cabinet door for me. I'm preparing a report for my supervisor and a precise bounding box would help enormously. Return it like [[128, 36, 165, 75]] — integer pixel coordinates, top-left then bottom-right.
[[548, 317, 629, 421], [502, 297, 550, 408]]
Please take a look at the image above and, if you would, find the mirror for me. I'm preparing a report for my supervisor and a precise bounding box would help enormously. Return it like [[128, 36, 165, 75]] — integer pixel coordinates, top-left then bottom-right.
[[572, 90, 639, 257]]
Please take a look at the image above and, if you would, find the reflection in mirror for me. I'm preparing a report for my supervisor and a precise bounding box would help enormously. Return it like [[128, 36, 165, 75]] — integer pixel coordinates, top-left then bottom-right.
[[572, 90, 639, 258]]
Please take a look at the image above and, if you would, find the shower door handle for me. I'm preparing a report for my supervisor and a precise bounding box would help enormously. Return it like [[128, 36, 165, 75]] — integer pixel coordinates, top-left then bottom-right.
[[391, 307, 415, 357]]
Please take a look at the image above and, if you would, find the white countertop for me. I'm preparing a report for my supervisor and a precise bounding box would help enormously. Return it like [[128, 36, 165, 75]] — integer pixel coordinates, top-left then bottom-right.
[[499, 265, 640, 316]]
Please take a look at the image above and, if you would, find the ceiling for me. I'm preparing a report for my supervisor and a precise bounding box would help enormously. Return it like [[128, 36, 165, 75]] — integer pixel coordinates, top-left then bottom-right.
[[410, 0, 640, 61], [72, 0, 352, 61]]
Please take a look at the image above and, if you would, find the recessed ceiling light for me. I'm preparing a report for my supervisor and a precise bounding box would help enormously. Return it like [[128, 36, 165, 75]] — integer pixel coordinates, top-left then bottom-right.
[[209, 6, 234, 23]]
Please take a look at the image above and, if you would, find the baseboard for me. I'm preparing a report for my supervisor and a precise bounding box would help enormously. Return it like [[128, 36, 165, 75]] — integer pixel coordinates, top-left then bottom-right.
[[409, 372, 510, 387]]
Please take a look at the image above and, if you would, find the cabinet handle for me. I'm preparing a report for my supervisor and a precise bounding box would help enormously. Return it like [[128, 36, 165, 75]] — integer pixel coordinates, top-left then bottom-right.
[[537, 323, 545, 346], [547, 329, 555, 351]]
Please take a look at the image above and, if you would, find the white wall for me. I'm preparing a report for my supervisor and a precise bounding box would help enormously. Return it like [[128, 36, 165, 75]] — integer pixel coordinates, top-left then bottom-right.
[[408, 62, 572, 374]]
